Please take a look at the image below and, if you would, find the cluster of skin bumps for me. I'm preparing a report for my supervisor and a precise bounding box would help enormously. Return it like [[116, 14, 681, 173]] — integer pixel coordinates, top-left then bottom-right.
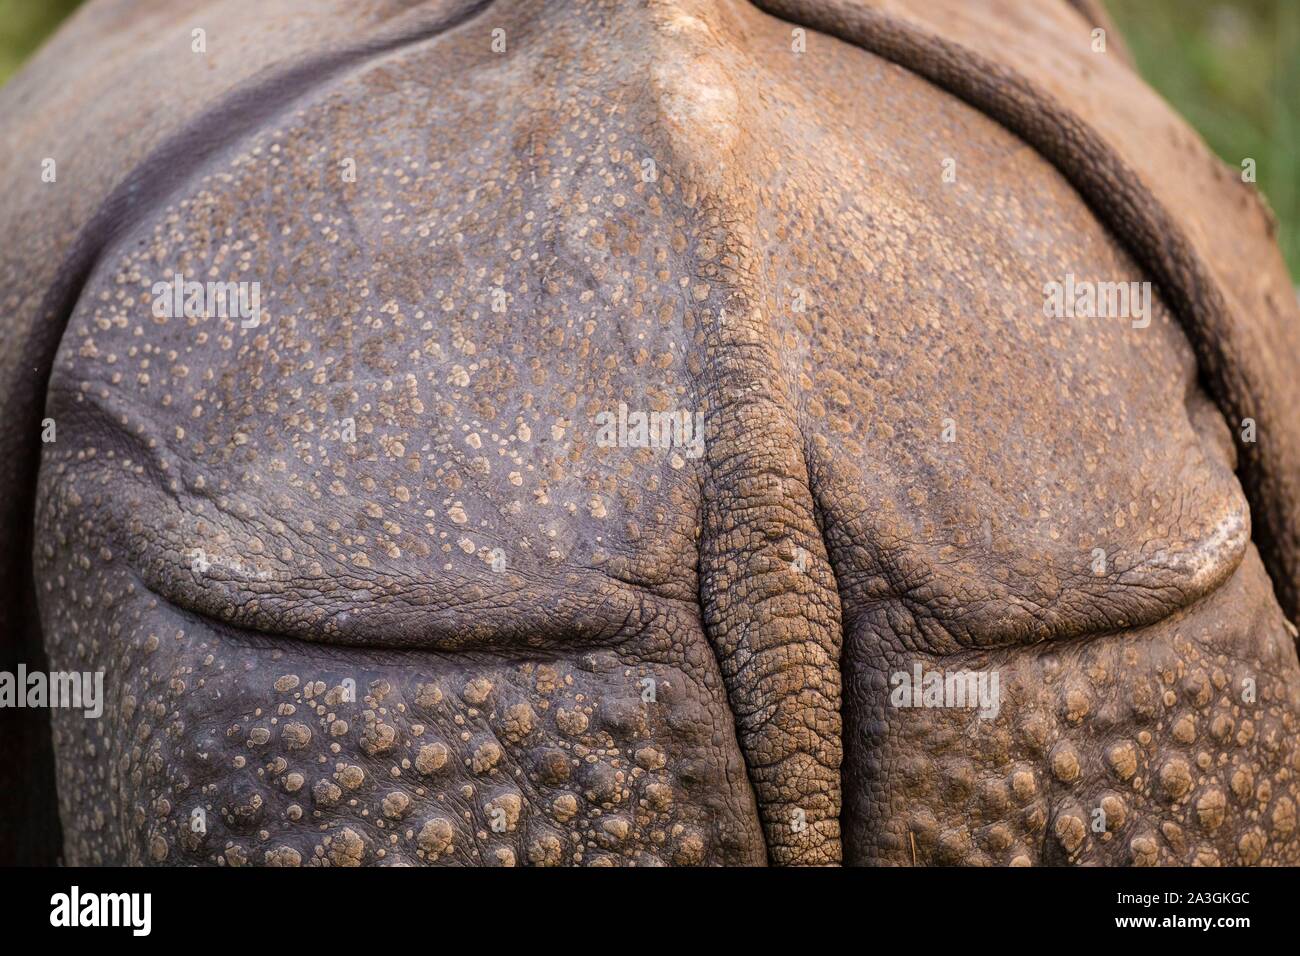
[[852, 548, 1300, 865], [37, 573, 737, 866]]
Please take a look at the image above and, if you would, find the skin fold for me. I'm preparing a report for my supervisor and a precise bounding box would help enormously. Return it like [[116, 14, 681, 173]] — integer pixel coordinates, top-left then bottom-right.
[[1, 0, 1297, 866]]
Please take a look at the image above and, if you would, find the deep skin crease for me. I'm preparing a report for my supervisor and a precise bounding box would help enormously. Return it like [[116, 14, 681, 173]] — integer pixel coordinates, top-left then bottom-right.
[[1, 0, 1299, 866]]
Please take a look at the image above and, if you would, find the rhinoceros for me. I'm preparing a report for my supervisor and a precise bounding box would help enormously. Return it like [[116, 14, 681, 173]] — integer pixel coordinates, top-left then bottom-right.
[[1, 0, 1298, 866]]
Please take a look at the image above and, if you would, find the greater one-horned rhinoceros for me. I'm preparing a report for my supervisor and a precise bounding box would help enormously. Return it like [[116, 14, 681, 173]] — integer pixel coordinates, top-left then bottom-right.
[[2, 0, 1298, 867]]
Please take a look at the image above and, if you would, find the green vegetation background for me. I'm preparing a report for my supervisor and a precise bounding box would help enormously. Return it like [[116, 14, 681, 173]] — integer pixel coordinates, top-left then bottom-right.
[[1, 0, 1296, 278]]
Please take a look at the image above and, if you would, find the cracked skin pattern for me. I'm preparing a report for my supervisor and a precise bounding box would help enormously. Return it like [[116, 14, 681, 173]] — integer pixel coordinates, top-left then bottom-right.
[[2, 0, 1299, 865]]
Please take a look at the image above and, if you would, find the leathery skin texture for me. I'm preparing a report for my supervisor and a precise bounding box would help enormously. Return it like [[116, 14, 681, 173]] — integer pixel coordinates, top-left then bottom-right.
[[3, 0, 1299, 866]]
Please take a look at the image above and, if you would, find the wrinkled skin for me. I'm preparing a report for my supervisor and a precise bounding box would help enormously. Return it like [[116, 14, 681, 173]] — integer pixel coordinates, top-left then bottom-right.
[[2, 0, 1299, 866]]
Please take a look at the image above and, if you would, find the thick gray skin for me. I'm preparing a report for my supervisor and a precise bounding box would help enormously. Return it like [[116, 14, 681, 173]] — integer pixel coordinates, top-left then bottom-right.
[[3, 0, 1300, 865]]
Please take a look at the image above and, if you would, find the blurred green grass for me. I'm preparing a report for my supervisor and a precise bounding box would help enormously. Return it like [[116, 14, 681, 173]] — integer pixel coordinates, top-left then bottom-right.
[[1109, 0, 1299, 280], [0, 0, 83, 83], [0, 0, 1296, 278]]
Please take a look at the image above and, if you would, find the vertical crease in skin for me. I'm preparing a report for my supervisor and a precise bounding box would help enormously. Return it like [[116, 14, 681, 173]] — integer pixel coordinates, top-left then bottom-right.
[[640, 0, 844, 865], [696, 301, 845, 866]]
